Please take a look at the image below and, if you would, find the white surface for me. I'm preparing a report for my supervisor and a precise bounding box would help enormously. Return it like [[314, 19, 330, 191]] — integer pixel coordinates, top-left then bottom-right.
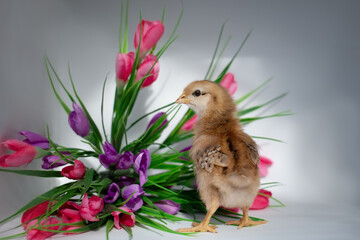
[[1, 203, 360, 240]]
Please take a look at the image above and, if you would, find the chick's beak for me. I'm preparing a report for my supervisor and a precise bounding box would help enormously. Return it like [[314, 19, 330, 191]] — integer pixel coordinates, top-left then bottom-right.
[[176, 92, 190, 104]]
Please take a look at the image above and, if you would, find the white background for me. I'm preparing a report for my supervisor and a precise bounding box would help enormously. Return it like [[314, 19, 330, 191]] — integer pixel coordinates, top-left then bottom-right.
[[1, 0, 360, 239]]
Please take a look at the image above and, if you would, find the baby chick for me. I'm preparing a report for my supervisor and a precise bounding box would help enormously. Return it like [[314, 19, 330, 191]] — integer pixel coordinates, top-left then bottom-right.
[[176, 80, 266, 233]]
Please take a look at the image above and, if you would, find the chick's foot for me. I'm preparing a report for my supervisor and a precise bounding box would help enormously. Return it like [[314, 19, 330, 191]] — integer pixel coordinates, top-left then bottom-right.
[[177, 222, 217, 233], [226, 218, 266, 229]]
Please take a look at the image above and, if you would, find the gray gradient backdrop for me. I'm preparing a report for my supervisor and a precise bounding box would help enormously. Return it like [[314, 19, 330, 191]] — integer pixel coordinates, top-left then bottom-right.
[[1, 0, 360, 239]]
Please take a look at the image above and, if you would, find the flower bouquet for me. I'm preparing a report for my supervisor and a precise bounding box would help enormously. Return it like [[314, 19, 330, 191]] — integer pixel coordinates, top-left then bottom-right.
[[0, 2, 289, 240]]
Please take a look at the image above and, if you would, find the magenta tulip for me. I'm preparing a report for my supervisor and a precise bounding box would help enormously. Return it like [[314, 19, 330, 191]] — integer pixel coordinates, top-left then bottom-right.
[[0, 139, 37, 167], [116, 52, 135, 86], [220, 73, 238, 96], [79, 193, 104, 222], [61, 160, 86, 180], [134, 20, 164, 59], [250, 189, 272, 210], [26, 217, 61, 240], [136, 54, 160, 88], [112, 207, 135, 230], [21, 201, 53, 228], [181, 115, 197, 131]]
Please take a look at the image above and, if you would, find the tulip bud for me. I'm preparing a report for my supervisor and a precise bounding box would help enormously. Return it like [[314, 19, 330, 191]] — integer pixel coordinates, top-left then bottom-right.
[[146, 112, 168, 131], [68, 102, 90, 137], [220, 73, 238, 96], [136, 54, 160, 88], [61, 159, 86, 180], [115, 52, 135, 87], [134, 20, 164, 60]]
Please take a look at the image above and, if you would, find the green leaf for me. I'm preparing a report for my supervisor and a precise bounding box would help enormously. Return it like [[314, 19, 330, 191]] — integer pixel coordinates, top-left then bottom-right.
[[235, 77, 272, 105], [118, 0, 124, 52], [135, 214, 192, 236], [238, 92, 288, 116], [81, 168, 95, 195], [252, 135, 284, 143], [68, 64, 103, 151], [106, 219, 114, 240], [101, 74, 109, 142], [208, 35, 232, 80], [44, 57, 71, 114], [240, 110, 293, 124], [204, 21, 226, 80], [0, 169, 62, 178], [121, 0, 129, 53], [214, 29, 252, 84], [45, 56, 76, 102]]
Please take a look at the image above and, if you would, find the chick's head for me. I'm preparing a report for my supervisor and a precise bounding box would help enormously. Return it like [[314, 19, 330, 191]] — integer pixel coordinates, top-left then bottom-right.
[[176, 80, 235, 117]]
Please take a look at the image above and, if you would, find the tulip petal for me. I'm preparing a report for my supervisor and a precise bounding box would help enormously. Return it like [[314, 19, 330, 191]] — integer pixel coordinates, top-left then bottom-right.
[[19, 131, 50, 149], [154, 200, 180, 215]]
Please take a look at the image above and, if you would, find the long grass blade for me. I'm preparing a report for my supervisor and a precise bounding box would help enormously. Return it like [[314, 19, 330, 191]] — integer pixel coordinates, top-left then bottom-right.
[[204, 22, 226, 80]]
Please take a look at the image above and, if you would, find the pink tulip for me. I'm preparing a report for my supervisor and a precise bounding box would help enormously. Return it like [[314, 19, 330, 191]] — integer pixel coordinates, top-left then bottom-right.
[[79, 193, 104, 222], [58, 201, 85, 234], [61, 160, 86, 180], [116, 52, 135, 86], [181, 115, 198, 131], [134, 20, 164, 60], [250, 189, 272, 210], [26, 217, 61, 240], [220, 73, 238, 96], [259, 156, 273, 177], [111, 206, 135, 230], [21, 201, 53, 228], [0, 139, 37, 167], [136, 54, 160, 88]]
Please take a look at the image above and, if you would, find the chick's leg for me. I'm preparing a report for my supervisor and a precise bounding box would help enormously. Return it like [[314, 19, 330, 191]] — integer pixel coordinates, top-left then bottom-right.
[[177, 200, 219, 233], [226, 208, 266, 229]]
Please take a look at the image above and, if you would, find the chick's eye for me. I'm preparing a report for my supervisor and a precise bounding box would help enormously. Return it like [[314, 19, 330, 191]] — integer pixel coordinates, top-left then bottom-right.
[[193, 90, 201, 97]]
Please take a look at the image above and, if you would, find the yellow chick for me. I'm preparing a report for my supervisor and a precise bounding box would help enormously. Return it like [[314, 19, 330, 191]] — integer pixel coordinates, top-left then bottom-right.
[[176, 80, 266, 233]]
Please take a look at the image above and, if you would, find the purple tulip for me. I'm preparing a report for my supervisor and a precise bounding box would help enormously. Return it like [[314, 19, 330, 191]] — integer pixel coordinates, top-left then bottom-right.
[[68, 102, 90, 137], [146, 112, 168, 131], [42, 153, 68, 169], [116, 176, 136, 188], [154, 200, 181, 215], [19, 131, 50, 149], [99, 142, 119, 168], [122, 184, 145, 211], [134, 149, 151, 186], [116, 151, 134, 170], [104, 183, 120, 204]]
